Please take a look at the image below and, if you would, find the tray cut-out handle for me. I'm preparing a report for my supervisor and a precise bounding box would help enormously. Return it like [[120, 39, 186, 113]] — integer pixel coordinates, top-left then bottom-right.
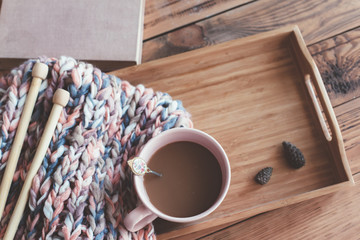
[[304, 74, 332, 142]]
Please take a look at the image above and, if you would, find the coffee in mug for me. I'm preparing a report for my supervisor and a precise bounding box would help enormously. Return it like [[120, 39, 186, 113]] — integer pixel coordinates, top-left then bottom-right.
[[144, 141, 222, 218]]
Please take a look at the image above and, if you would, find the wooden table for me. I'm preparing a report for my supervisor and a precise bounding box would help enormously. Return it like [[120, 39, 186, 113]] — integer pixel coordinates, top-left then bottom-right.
[[1, 0, 360, 239], [138, 0, 360, 239]]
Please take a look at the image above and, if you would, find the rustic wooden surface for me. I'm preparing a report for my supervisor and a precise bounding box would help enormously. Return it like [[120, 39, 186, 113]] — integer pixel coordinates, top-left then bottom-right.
[[141, 0, 360, 239], [143, 0, 252, 40], [1, 0, 360, 239], [142, 0, 360, 62]]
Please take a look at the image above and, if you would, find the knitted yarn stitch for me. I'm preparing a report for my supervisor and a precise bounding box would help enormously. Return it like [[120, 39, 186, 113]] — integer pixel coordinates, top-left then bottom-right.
[[0, 56, 193, 239]]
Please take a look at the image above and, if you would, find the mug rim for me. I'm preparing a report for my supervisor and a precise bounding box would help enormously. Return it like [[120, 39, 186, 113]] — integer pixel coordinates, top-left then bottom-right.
[[133, 128, 231, 223]]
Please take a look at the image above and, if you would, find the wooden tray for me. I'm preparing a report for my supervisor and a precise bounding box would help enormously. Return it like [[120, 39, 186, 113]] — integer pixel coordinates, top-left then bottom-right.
[[111, 25, 354, 239]]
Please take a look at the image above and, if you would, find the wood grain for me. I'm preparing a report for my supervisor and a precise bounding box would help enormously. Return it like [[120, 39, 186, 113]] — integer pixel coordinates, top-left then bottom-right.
[[200, 101, 360, 240], [309, 27, 360, 107], [112, 26, 353, 239], [306, 27, 360, 177], [334, 98, 360, 175], [142, 0, 360, 62], [143, 0, 252, 40], [0, 0, 359, 239], [200, 173, 360, 240], [199, 27, 360, 240]]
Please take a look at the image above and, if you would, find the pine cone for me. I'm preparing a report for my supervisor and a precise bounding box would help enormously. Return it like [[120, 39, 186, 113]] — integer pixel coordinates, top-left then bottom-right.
[[282, 141, 305, 169], [255, 167, 273, 185]]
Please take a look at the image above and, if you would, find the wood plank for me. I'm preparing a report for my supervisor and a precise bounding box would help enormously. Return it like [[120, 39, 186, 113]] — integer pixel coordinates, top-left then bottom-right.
[[142, 0, 360, 62], [306, 27, 360, 175], [309, 27, 360, 107], [200, 173, 360, 240], [157, 220, 239, 240], [143, 0, 252, 40], [334, 97, 360, 175]]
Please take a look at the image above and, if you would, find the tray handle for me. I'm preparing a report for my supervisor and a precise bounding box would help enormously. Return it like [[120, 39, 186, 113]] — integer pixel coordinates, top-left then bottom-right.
[[303, 69, 353, 182], [304, 74, 332, 141], [289, 25, 353, 183]]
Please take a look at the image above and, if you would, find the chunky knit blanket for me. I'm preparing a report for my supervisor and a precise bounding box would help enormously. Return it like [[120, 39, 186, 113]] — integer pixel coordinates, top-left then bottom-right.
[[0, 56, 193, 239]]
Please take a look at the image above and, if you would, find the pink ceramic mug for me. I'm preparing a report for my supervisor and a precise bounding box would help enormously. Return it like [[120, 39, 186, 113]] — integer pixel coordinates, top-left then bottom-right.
[[124, 128, 231, 232]]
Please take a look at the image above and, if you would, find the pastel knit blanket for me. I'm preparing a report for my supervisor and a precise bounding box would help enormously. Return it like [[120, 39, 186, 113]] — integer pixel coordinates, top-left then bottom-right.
[[0, 56, 193, 239]]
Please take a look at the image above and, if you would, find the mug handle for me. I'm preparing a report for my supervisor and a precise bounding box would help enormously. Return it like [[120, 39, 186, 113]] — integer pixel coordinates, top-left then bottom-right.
[[124, 204, 158, 232]]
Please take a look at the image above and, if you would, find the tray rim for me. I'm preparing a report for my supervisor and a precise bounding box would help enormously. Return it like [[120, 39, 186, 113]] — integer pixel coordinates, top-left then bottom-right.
[[112, 25, 355, 239], [289, 26, 354, 184]]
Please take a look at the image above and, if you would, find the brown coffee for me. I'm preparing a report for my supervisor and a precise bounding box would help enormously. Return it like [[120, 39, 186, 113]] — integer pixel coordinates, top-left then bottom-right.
[[144, 141, 222, 218]]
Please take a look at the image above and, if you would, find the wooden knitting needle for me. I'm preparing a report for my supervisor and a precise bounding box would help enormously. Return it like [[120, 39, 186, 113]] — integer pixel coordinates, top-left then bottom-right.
[[0, 62, 48, 220], [4, 89, 69, 240]]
